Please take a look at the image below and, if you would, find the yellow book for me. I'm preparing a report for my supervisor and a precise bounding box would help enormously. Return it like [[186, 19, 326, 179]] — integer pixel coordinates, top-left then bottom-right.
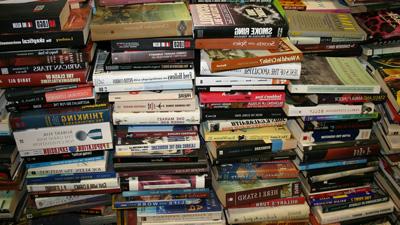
[[200, 123, 291, 141]]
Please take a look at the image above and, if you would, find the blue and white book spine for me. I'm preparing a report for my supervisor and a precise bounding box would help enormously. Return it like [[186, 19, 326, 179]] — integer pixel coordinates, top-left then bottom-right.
[[27, 171, 117, 184], [27, 160, 107, 176], [122, 188, 209, 197], [297, 158, 368, 171], [95, 80, 194, 93], [27, 177, 119, 192], [114, 198, 201, 208], [35, 194, 103, 209], [26, 155, 105, 169]]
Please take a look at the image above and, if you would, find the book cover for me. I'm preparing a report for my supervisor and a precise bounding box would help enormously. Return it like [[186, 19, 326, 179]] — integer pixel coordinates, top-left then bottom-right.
[[353, 9, 400, 40], [288, 56, 380, 94], [202, 38, 302, 72], [90, 2, 192, 41], [190, 1, 288, 38], [278, 0, 306, 10], [0, 0, 70, 33], [286, 10, 367, 39], [302, 0, 350, 13]]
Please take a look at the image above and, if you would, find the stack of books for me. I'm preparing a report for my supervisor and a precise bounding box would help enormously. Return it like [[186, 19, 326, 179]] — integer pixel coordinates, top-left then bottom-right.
[[0, 0, 119, 223], [191, 1, 309, 224], [285, 55, 395, 224], [90, 2, 223, 224]]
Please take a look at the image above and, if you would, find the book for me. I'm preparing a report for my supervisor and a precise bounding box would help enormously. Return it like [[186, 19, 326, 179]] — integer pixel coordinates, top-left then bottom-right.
[[288, 56, 380, 94], [367, 55, 400, 112], [90, 2, 192, 41], [286, 10, 367, 39], [200, 123, 292, 141], [302, 0, 350, 13], [190, 1, 288, 38], [278, 0, 306, 10], [0, 0, 70, 33], [201, 38, 302, 72], [353, 9, 400, 40]]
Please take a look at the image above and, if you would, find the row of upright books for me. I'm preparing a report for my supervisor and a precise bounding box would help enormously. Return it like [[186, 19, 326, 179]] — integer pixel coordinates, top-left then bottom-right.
[[0, 0, 400, 225]]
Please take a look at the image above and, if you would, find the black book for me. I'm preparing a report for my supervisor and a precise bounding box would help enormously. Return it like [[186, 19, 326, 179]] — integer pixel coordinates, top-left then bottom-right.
[[111, 36, 195, 51], [202, 108, 285, 120], [0, 0, 70, 34]]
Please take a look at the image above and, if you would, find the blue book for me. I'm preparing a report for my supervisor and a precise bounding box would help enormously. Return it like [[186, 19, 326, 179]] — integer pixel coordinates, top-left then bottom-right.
[[296, 158, 368, 171], [26, 154, 105, 169], [26, 171, 117, 184], [114, 198, 201, 209]]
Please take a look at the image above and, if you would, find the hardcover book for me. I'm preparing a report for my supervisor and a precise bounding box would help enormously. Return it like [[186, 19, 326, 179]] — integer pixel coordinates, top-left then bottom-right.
[[90, 2, 192, 41], [190, 1, 288, 38], [288, 56, 380, 94], [286, 10, 367, 39], [201, 37, 302, 72], [0, 0, 70, 33], [353, 9, 400, 40]]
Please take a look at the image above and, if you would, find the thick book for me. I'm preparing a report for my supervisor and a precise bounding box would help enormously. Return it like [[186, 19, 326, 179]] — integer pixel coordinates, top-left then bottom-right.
[[353, 9, 400, 40], [0, 6, 91, 52], [212, 177, 301, 207], [190, 1, 288, 38], [201, 38, 302, 72], [288, 56, 380, 94], [367, 55, 400, 112], [286, 10, 367, 39], [110, 50, 195, 64], [90, 2, 192, 41], [0, 0, 70, 33]]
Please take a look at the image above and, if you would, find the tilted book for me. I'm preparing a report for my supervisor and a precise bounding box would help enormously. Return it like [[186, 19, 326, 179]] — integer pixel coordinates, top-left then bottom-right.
[[353, 9, 400, 40], [286, 10, 367, 39], [190, 1, 288, 38], [288, 56, 380, 94], [90, 2, 192, 41]]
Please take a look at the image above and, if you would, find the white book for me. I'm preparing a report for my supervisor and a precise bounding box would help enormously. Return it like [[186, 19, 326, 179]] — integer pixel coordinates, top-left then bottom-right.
[[225, 202, 309, 224], [35, 195, 103, 209], [108, 90, 194, 102], [113, 98, 197, 113], [95, 80, 193, 93], [313, 200, 394, 224], [200, 58, 301, 80], [27, 177, 119, 192], [195, 76, 281, 86], [283, 102, 375, 117], [27, 158, 107, 176], [13, 122, 113, 151]]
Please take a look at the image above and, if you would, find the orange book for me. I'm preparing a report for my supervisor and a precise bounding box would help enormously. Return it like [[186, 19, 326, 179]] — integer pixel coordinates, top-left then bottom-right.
[[195, 38, 282, 50]]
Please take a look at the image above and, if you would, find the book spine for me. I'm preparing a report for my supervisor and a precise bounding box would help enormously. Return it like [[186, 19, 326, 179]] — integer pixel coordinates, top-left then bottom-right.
[[218, 169, 298, 180], [9, 105, 111, 130], [105, 61, 194, 71], [115, 138, 200, 153], [210, 52, 303, 72], [115, 128, 198, 138], [284, 103, 375, 117], [0, 29, 86, 51], [299, 129, 372, 144], [118, 167, 209, 177], [296, 43, 358, 52], [298, 158, 368, 171], [111, 37, 194, 51], [195, 38, 281, 50], [18, 143, 113, 157], [34, 195, 103, 209], [127, 175, 206, 191], [30, 188, 121, 198], [141, 212, 222, 223], [0, 62, 87, 75], [300, 119, 373, 132], [199, 91, 285, 103], [114, 98, 197, 113], [225, 182, 301, 207], [27, 178, 119, 192], [204, 131, 291, 142], [310, 166, 378, 183], [114, 199, 200, 208], [109, 90, 194, 102], [28, 164, 107, 176], [310, 191, 373, 206], [5, 83, 92, 99], [13, 122, 113, 151], [6, 99, 95, 113], [309, 176, 373, 193], [202, 101, 284, 109], [0, 16, 64, 34], [202, 108, 285, 120], [93, 69, 195, 86], [308, 186, 371, 200], [27, 172, 117, 184], [26, 155, 104, 169], [0, 48, 77, 58], [194, 25, 288, 39], [0, 53, 85, 67], [205, 118, 287, 132], [0, 69, 88, 87], [113, 156, 198, 163], [226, 203, 309, 224], [302, 144, 380, 162], [95, 80, 193, 93], [199, 61, 301, 80], [111, 50, 195, 64], [113, 110, 201, 125], [302, 112, 380, 121], [44, 86, 93, 102], [195, 76, 287, 86], [122, 188, 210, 197], [316, 93, 387, 104], [229, 196, 306, 208], [322, 196, 389, 213]]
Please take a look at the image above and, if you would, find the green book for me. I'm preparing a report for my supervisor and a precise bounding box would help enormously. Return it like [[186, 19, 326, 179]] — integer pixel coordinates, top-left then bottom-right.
[[91, 2, 193, 41], [286, 10, 367, 39], [288, 56, 380, 94]]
